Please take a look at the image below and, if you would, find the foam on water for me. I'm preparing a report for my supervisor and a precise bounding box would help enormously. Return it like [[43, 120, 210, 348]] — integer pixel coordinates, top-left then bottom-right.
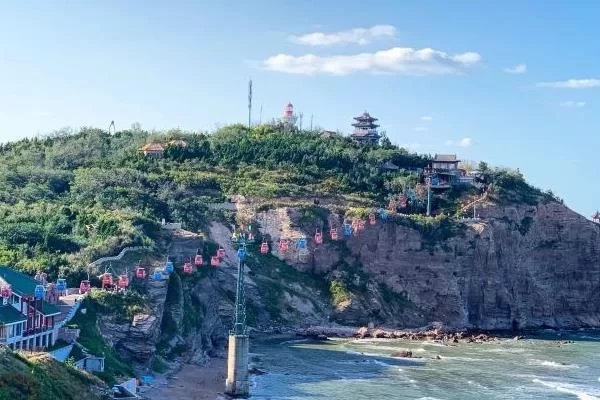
[[532, 379, 600, 400], [531, 359, 580, 368]]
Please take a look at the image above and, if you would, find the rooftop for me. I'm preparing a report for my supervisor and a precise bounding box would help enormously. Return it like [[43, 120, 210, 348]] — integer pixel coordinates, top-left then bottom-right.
[[0, 266, 41, 297], [353, 111, 378, 122], [433, 154, 460, 163], [0, 305, 27, 324], [139, 143, 165, 152]]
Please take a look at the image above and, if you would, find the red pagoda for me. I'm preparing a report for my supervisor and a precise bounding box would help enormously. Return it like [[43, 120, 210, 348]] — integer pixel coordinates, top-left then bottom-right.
[[350, 111, 381, 145]]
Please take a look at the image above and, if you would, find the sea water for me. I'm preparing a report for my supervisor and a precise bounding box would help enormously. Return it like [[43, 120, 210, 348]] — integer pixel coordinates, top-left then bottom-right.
[[250, 332, 600, 399]]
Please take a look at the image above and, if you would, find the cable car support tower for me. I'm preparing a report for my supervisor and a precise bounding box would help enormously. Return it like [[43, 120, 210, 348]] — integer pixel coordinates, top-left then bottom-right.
[[225, 80, 252, 397]]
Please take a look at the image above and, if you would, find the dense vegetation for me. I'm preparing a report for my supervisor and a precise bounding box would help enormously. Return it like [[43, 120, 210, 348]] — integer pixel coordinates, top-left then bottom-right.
[[0, 124, 553, 281]]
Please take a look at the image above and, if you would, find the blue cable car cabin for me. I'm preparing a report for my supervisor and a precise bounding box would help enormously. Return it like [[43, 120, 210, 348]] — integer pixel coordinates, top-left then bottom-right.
[[56, 278, 67, 292], [152, 270, 163, 280], [34, 284, 45, 300], [343, 223, 352, 236], [165, 260, 174, 274]]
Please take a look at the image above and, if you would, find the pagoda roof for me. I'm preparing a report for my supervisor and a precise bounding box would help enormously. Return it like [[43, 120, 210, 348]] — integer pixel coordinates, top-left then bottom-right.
[[351, 130, 381, 138], [353, 111, 378, 122], [433, 154, 460, 163]]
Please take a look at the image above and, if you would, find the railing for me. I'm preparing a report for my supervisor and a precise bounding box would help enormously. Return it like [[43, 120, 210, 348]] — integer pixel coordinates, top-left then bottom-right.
[[87, 246, 147, 268], [56, 298, 83, 329]]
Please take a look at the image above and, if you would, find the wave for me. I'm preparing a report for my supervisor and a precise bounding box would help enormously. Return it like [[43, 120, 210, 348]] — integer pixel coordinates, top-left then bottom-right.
[[437, 355, 492, 362], [531, 359, 580, 369], [279, 338, 310, 345], [533, 379, 600, 400]]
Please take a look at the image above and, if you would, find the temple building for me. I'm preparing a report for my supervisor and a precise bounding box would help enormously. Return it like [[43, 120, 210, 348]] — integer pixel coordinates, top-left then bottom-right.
[[425, 154, 474, 188], [0, 266, 62, 350], [350, 111, 381, 145]]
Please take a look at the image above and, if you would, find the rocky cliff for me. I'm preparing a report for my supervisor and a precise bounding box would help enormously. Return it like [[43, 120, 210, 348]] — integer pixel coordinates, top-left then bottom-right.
[[95, 197, 600, 371], [249, 198, 600, 330]]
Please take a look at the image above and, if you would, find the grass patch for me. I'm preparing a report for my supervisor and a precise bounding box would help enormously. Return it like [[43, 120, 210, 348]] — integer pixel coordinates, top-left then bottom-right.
[[88, 288, 149, 323], [329, 280, 351, 306]]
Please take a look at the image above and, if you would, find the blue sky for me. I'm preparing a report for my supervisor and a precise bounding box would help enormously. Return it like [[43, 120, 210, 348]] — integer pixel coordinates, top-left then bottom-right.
[[1, 1, 599, 217]]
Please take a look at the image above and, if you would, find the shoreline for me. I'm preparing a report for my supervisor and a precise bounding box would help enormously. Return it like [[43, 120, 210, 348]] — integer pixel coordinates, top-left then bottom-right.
[[142, 358, 228, 400]]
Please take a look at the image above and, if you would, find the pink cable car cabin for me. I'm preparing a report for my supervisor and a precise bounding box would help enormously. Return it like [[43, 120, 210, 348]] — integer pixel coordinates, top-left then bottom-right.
[[210, 255, 220, 267], [278, 239, 289, 253], [330, 228, 338, 240], [369, 213, 376, 225], [183, 261, 194, 274], [314, 231, 323, 245], [194, 254, 203, 266], [0, 284, 12, 298], [358, 220, 366, 231], [260, 241, 269, 254], [217, 246, 226, 259], [79, 280, 91, 294], [118, 274, 129, 289], [136, 267, 146, 279]]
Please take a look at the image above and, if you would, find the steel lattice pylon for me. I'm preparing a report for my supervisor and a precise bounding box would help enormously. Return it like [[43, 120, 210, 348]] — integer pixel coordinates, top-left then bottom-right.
[[232, 258, 246, 335]]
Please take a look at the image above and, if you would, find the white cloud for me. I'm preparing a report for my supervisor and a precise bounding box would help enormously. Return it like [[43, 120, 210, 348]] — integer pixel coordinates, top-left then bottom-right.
[[420, 115, 433, 121], [559, 100, 586, 108], [445, 137, 473, 148], [291, 25, 397, 46], [536, 79, 600, 89], [504, 64, 527, 74], [264, 47, 482, 76], [415, 127, 427, 132], [459, 137, 473, 148]]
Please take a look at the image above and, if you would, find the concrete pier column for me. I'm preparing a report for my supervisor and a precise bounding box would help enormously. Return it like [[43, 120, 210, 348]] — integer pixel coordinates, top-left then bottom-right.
[[225, 334, 249, 397]]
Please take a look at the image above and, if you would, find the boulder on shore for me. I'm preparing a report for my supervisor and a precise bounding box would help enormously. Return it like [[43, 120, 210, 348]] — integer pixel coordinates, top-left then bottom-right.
[[390, 350, 413, 358]]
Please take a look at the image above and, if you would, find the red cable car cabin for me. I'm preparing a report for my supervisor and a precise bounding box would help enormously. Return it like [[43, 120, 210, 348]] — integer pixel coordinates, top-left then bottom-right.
[[79, 280, 91, 294], [217, 246, 226, 259], [101, 273, 113, 289], [194, 254, 203, 266], [260, 241, 269, 254], [136, 267, 146, 279], [210, 255, 220, 267], [118, 275, 129, 289]]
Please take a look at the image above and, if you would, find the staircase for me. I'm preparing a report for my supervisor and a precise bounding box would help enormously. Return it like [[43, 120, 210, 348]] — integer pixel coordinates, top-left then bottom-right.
[[457, 185, 492, 218]]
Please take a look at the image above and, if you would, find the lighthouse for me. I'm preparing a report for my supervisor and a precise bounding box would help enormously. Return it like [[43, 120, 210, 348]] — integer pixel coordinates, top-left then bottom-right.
[[282, 102, 298, 131]]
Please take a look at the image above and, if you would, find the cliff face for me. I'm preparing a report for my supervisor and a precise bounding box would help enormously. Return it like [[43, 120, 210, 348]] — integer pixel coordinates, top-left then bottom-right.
[[254, 200, 600, 330]]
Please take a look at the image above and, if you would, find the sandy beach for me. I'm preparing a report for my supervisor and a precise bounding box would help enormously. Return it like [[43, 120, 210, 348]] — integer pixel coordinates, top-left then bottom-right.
[[143, 358, 228, 400]]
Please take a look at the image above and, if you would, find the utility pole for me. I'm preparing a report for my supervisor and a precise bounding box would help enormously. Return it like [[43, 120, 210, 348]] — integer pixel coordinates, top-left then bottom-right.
[[426, 178, 432, 216], [298, 112, 304, 131], [310, 114, 314, 131], [248, 79, 252, 129], [259, 104, 262, 125]]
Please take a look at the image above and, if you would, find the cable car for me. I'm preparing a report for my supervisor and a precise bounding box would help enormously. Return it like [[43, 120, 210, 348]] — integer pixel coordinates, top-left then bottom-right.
[[260, 240, 269, 254], [194, 253, 203, 266], [118, 274, 129, 289], [358, 220, 366, 232], [79, 280, 91, 294], [330, 228, 338, 240], [278, 239, 289, 253], [314, 230, 323, 245], [378, 208, 388, 221], [152, 270, 163, 281], [183, 260, 194, 274], [136, 267, 146, 279], [165, 260, 174, 274], [56, 278, 67, 293], [210, 255, 220, 267], [34, 285, 45, 300], [247, 232, 255, 243], [297, 235, 307, 249], [369, 213, 376, 225], [101, 273, 113, 289], [237, 246, 247, 260], [217, 246, 226, 259], [0, 284, 12, 298], [343, 223, 352, 237], [298, 248, 309, 263]]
